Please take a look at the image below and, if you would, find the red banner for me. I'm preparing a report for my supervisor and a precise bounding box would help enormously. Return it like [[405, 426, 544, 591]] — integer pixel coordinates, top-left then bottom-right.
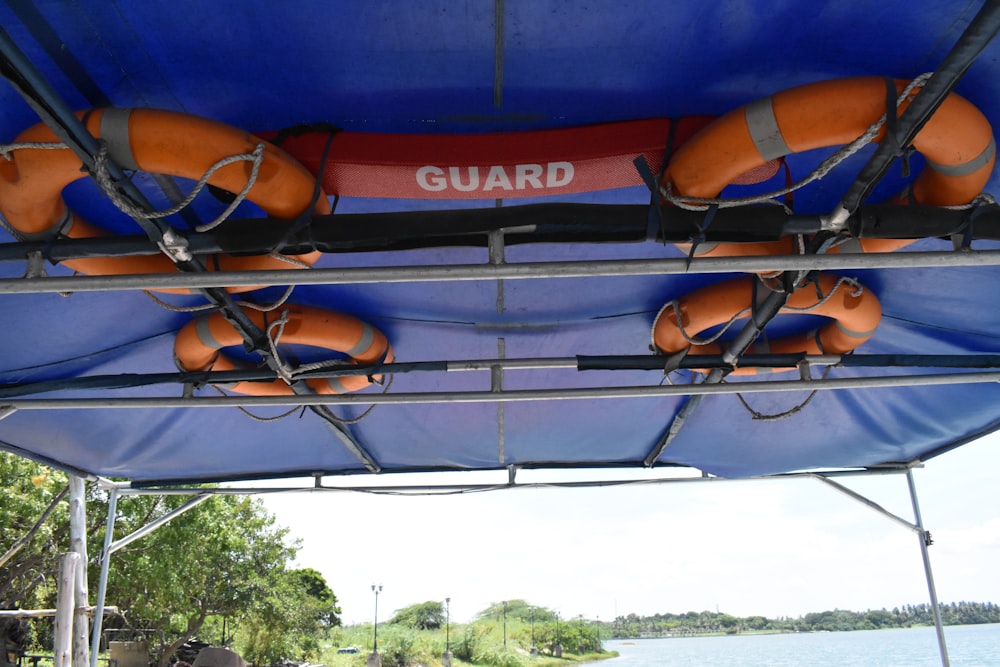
[[262, 117, 713, 199]]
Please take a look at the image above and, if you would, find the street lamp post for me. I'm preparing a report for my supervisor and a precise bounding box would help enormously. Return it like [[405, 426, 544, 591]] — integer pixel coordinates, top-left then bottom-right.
[[502, 601, 508, 648], [371, 585, 382, 652], [443, 597, 452, 667], [530, 607, 537, 656], [555, 612, 562, 658]]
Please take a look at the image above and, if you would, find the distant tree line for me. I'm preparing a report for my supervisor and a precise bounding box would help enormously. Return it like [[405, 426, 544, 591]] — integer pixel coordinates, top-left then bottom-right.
[[609, 601, 1000, 637]]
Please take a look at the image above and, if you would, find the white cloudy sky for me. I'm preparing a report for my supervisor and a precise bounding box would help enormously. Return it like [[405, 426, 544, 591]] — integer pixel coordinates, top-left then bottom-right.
[[251, 432, 1000, 625]]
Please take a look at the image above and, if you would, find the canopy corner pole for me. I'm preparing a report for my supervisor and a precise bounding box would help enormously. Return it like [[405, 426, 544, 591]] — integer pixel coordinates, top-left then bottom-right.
[[810, 470, 950, 666], [88, 486, 118, 667], [89, 491, 214, 667], [906, 467, 951, 667]]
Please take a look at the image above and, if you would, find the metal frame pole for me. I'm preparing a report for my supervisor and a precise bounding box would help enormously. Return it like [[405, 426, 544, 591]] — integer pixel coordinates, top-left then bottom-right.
[[3, 250, 1000, 295], [106, 495, 212, 554], [89, 487, 118, 667], [907, 469, 950, 667], [813, 470, 952, 666], [3, 369, 1000, 410]]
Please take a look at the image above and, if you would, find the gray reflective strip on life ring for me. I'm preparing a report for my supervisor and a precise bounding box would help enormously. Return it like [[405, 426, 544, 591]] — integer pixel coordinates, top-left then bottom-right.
[[345, 322, 376, 359], [99, 108, 139, 171], [325, 377, 352, 394], [195, 316, 226, 351], [926, 137, 996, 177], [834, 320, 879, 339], [745, 96, 791, 161]]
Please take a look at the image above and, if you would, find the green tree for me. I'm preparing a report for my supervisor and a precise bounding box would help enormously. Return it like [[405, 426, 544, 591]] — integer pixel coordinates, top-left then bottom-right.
[[0, 455, 71, 652], [0, 455, 69, 613], [717, 613, 739, 634], [94, 493, 295, 667], [288, 568, 341, 627], [239, 568, 341, 664], [475, 600, 557, 624], [388, 601, 445, 630]]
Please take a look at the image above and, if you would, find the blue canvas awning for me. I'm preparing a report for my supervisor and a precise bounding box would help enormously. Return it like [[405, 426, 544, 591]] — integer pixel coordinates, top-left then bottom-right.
[[1, 0, 1000, 485]]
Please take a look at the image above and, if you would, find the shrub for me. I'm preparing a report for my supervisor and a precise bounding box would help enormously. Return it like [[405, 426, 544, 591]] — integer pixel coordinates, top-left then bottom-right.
[[452, 624, 487, 662], [472, 645, 528, 667], [378, 628, 416, 667]]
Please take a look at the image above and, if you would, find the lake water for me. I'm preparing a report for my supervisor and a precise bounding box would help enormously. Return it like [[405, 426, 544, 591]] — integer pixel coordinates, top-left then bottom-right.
[[603, 624, 1000, 666]]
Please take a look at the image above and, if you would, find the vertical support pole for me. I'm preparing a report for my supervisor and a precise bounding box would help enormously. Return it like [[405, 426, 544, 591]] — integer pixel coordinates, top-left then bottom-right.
[[89, 487, 119, 667], [493, 337, 506, 464], [906, 469, 950, 667], [69, 476, 90, 667], [54, 553, 79, 667], [488, 228, 506, 314]]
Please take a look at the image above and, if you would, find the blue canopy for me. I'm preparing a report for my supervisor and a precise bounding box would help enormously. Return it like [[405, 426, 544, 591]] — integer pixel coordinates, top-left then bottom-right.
[[1, 0, 1000, 484]]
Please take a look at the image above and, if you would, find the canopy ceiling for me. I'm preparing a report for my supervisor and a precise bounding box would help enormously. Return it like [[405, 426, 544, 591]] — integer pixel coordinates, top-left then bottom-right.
[[1, 1, 1000, 485]]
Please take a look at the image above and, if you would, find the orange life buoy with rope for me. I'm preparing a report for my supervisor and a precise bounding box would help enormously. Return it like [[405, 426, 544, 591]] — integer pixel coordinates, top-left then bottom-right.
[[661, 76, 995, 257], [0, 108, 328, 293], [174, 304, 394, 396], [652, 274, 882, 375]]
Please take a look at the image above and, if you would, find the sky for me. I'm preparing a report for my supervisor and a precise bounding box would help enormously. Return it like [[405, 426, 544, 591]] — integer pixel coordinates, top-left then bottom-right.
[[248, 432, 1000, 626]]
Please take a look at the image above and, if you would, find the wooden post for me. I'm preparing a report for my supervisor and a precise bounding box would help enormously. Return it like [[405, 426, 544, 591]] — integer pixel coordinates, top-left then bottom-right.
[[54, 552, 79, 667], [69, 476, 90, 667]]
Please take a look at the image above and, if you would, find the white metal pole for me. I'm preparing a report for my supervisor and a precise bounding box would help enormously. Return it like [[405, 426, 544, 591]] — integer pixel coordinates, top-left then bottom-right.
[[906, 468, 950, 667], [5, 370, 1000, 411], [89, 487, 118, 667], [2, 250, 1000, 295]]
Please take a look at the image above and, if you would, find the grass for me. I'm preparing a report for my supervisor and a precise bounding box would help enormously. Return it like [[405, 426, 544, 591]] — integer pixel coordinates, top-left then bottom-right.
[[319, 622, 616, 667], [21, 621, 613, 667]]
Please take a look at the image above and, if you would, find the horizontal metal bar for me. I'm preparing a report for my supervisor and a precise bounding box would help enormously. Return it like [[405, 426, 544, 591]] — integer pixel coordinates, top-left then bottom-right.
[[108, 466, 910, 495], [578, 353, 1000, 371], [2, 370, 998, 410], [11, 354, 1000, 399], [0, 607, 119, 618], [1, 249, 999, 294], [0, 357, 574, 398], [11, 353, 1000, 398]]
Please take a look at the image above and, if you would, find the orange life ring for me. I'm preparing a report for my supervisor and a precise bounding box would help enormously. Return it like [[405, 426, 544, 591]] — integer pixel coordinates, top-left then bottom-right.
[[0, 108, 328, 293], [652, 274, 882, 375], [662, 76, 995, 257], [174, 304, 394, 396]]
